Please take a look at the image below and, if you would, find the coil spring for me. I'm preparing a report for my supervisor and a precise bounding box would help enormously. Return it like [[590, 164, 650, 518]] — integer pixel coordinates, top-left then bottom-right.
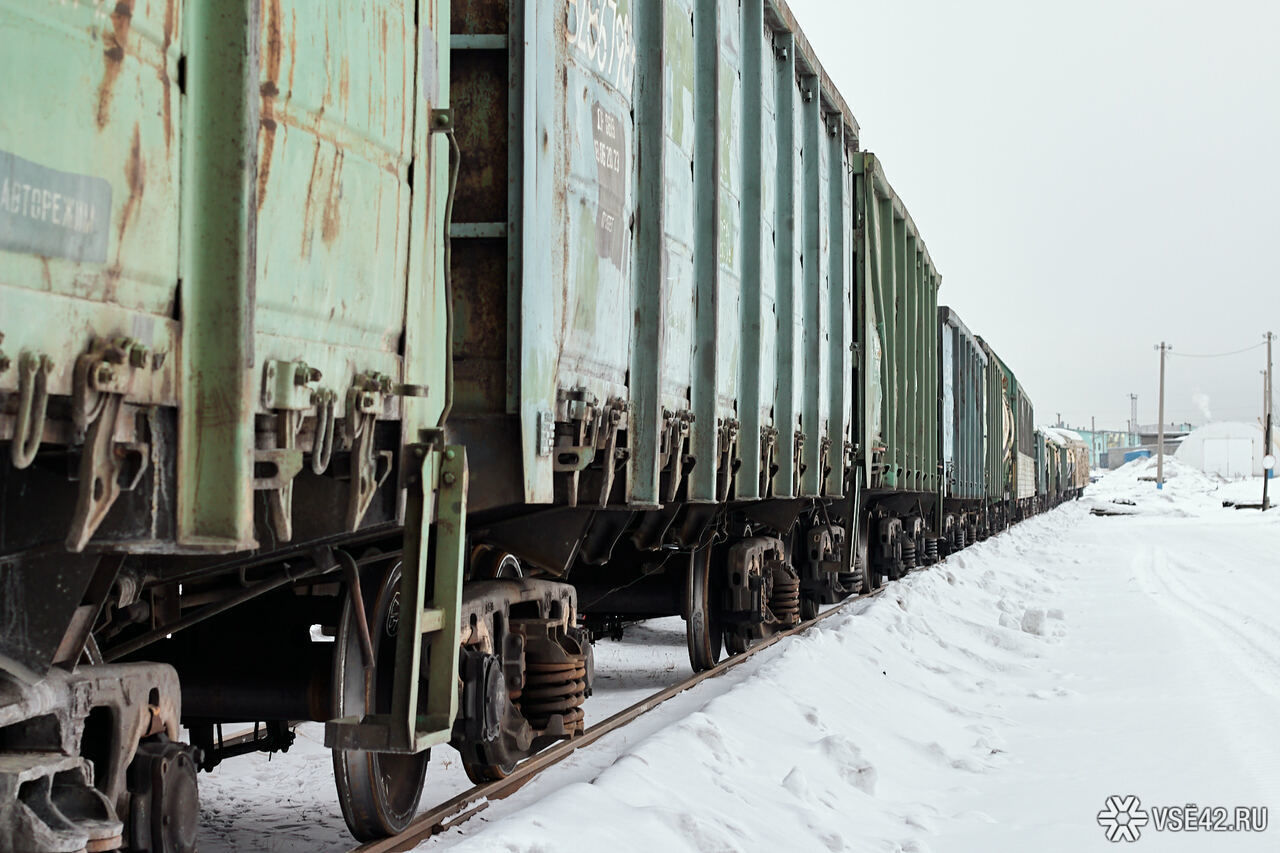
[[769, 572, 801, 625], [957, 526, 966, 549], [902, 539, 917, 570], [517, 660, 587, 734], [926, 537, 939, 563]]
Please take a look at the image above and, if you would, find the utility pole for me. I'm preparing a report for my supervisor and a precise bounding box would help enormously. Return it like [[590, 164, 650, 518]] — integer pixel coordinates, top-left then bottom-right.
[[1156, 343, 1169, 489], [1264, 332, 1273, 510], [1129, 394, 1139, 436], [1091, 415, 1097, 468]]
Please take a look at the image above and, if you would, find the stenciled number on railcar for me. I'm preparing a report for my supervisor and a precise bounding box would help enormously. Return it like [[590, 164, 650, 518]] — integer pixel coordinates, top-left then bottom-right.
[[566, 0, 638, 92], [591, 102, 627, 267]]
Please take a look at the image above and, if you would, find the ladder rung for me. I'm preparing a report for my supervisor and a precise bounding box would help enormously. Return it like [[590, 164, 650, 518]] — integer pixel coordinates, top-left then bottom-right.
[[420, 608, 445, 635]]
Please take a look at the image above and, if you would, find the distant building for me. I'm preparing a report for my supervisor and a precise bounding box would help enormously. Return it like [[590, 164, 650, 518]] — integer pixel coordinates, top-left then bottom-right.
[[1136, 422, 1195, 446], [1175, 422, 1279, 478], [1062, 427, 1142, 469]]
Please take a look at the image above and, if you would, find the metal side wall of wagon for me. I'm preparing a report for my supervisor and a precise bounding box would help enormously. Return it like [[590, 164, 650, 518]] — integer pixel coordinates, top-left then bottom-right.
[[978, 336, 1015, 507], [856, 154, 940, 498], [1015, 385, 1035, 505], [0, 0, 184, 557], [450, 0, 860, 525], [246, 0, 455, 547], [939, 307, 987, 503]]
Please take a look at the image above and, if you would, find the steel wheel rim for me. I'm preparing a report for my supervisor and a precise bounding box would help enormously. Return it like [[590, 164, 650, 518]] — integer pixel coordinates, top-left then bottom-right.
[[332, 560, 430, 840]]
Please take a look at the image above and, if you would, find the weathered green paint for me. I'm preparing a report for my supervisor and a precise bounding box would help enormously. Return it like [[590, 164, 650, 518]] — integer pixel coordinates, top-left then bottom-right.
[[254, 0, 415, 422], [687, 0, 721, 503], [178, 0, 258, 550], [630, 0, 666, 507], [0, 0, 182, 407], [419, 445, 468, 741], [800, 72, 822, 498], [771, 31, 797, 498], [855, 154, 941, 498], [736, 0, 766, 501], [825, 122, 849, 498]]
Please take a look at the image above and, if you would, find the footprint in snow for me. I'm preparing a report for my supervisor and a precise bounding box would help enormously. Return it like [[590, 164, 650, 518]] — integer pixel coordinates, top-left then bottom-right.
[[818, 735, 877, 795]]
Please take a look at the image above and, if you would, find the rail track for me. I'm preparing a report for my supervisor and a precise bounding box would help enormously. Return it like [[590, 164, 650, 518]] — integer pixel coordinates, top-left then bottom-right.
[[351, 584, 889, 853]]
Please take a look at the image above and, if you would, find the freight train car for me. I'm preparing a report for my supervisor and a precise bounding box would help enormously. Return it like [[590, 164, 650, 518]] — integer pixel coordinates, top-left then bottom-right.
[[0, 0, 482, 847], [447, 0, 943, 680], [0, 0, 947, 847], [938, 307, 987, 552], [1044, 427, 1090, 499], [977, 337, 1037, 529], [0, 0, 1075, 849]]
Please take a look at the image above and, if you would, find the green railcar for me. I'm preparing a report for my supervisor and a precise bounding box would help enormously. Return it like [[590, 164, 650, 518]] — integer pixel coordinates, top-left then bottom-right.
[[1, 0, 972, 847], [977, 337, 1037, 529], [2, 0, 468, 846]]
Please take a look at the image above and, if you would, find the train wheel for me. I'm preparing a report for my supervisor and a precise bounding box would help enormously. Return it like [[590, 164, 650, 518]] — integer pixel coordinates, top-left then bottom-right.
[[686, 545, 723, 672], [857, 516, 880, 594], [724, 630, 750, 656], [461, 746, 517, 785], [332, 560, 430, 841]]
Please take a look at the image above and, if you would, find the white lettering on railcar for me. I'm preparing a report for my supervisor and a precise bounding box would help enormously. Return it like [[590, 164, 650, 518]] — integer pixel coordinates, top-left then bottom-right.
[[591, 102, 627, 267], [0, 177, 99, 234], [566, 0, 637, 93]]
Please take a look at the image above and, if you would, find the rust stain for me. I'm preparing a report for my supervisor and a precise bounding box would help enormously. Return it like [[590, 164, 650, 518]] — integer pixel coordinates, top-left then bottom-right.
[[159, 0, 176, 151], [118, 124, 146, 249], [40, 259, 52, 290], [321, 149, 344, 246], [96, 1, 135, 129], [339, 57, 350, 113], [258, 0, 284, 211], [300, 139, 324, 258], [287, 10, 298, 95]]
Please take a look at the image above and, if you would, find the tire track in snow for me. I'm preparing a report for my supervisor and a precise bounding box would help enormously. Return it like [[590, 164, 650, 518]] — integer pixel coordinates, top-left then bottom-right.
[[1133, 541, 1280, 702]]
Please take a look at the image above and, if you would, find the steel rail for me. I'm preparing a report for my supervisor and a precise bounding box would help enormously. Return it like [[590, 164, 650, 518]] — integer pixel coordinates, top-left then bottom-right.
[[352, 585, 886, 853]]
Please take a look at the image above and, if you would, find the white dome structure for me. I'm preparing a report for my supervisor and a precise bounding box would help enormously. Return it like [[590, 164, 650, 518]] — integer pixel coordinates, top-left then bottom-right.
[[1173, 422, 1279, 478]]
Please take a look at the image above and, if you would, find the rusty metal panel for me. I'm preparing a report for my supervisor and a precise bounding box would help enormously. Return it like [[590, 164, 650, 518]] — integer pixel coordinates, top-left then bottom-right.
[[558, 1, 635, 396], [0, 0, 182, 405], [253, 0, 415, 420], [660, 0, 696, 415], [492, 0, 869, 510]]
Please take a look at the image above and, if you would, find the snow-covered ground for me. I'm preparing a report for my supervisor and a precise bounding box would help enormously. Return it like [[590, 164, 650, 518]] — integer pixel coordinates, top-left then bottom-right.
[[199, 459, 1280, 852]]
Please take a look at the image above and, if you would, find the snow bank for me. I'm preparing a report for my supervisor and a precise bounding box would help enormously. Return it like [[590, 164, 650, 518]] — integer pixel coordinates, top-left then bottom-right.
[[429, 516, 1077, 853], [196, 463, 1280, 852]]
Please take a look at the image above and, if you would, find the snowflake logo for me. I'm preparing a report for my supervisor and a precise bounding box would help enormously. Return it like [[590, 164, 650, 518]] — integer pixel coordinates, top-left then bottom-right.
[[1097, 795, 1150, 842]]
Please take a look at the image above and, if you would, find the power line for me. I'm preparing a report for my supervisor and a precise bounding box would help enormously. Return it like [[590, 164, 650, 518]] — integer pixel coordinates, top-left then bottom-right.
[[1169, 342, 1265, 359]]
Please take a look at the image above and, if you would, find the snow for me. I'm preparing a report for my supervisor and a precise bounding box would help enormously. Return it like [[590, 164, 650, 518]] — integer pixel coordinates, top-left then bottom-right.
[[197, 460, 1280, 851]]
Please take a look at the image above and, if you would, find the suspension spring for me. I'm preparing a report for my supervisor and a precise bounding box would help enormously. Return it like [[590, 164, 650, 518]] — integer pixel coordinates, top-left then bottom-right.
[[926, 537, 939, 563], [902, 540, 917, 570], [769, 571, 801, 625], [516, 660, 587, 734]]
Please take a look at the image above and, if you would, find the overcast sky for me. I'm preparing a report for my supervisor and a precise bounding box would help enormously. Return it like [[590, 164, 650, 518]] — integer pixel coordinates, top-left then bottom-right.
[[788, 0, 1279, 432]]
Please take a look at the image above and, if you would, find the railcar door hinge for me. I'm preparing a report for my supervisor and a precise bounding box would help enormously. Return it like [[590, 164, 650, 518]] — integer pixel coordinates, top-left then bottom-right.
[[661, 410, 694, 503], [759, 425, 779, 498], [66, 339, 153, 552], [345, 372, 395, 531], [717, 419, 741, 503]]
